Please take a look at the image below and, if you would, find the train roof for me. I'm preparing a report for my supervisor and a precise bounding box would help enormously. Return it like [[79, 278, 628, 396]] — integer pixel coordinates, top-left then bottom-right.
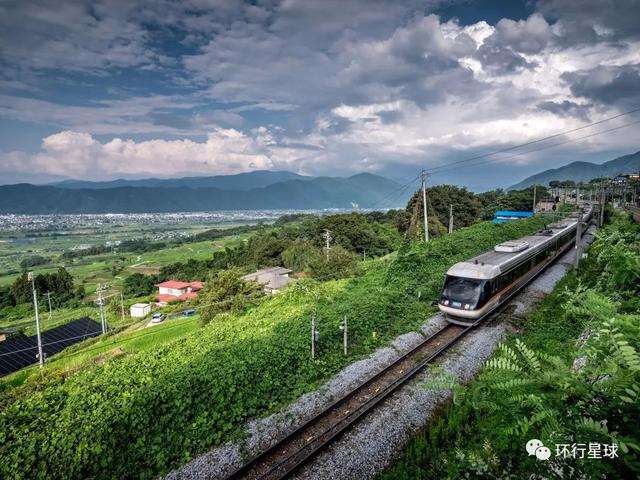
[[446, 216, 581, 280]]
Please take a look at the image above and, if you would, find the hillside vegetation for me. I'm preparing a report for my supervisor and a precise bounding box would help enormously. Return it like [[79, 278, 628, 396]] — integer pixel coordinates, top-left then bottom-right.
[[0, 215, 555, 480], [380, 213, 640, 479]]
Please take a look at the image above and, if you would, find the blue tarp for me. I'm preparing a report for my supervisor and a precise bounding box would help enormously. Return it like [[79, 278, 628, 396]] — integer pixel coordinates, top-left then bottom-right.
[[493, 210, 534, 223]]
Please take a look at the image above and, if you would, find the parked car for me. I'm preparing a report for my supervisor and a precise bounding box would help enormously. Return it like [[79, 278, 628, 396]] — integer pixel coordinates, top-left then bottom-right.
[[151, 313, 166, 324], [182, 309, 196, 317]]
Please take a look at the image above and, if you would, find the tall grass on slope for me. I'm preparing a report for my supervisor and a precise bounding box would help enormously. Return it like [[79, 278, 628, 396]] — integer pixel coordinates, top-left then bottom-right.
[[0, 217, 552, 480]]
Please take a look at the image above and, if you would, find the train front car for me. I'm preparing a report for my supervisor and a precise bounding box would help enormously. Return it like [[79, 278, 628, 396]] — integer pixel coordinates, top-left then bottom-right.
[[438, 260, 499, 324]]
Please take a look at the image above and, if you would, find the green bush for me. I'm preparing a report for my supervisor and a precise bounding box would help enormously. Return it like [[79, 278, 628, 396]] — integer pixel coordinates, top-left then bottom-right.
[[198, 268, 264, 326], [308, 245, 360, 280]]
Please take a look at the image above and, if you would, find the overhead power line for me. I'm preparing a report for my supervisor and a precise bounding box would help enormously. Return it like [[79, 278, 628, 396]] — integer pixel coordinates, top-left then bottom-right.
[[368, 173, 421, 209], [427, 117, 640, 177], [425, 106, 640, 174]]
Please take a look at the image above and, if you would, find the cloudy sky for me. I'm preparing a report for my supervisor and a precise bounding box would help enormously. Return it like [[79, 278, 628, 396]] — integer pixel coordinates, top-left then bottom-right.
[[1, 0, 639, 190]]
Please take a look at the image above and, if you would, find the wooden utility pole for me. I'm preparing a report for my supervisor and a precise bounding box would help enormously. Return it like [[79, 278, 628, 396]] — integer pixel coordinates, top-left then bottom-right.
[[120, 292, 125, 322], [448, 204, 453, 234], [421, 169, 429, 242], [29, 272, 44, 368]]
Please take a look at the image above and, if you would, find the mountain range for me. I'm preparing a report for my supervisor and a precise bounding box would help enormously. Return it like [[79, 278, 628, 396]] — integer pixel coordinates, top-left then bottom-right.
[[0, 172, 407, 214], [50, 170, 308, 191], [509, 150, 640, 190]]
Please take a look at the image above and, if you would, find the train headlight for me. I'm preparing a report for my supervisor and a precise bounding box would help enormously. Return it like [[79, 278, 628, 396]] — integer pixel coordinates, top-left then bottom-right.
[[443, 299, 449, 306], [464, 304, 470, 310]]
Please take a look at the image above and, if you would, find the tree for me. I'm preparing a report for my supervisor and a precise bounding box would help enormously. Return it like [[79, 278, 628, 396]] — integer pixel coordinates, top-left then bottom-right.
[[0, 285, 16, 309], [11, 272, 32, 305], [197, 268, 264, 326], [281, 240, 322, 272], [308, 245, 360, 280], [312, 213, 401, 256], [19, 255, 50, 270], [477, 186, 549, 219], [123, 273, 157, 297], [403, 189, 447, 239]]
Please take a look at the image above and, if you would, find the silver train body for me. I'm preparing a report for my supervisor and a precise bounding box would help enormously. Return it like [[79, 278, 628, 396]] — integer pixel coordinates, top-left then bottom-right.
[[439, 205, 593, 325]]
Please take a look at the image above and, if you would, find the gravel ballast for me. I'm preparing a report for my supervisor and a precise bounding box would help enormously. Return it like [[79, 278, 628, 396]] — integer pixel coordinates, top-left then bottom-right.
[[165, 230, 596, 480]]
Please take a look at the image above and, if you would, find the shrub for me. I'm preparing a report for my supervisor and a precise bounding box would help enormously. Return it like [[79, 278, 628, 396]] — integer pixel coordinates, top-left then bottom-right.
[[308, 245, 360, 280]]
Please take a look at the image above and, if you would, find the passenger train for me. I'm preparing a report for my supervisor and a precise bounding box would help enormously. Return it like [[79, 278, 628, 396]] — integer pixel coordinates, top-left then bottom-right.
[[439, 205, 593, 325]]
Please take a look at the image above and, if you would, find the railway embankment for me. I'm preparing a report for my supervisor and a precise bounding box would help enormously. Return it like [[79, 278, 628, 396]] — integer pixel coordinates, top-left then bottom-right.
[[380, 213, 640, 480], [166, 223, 599, 480]]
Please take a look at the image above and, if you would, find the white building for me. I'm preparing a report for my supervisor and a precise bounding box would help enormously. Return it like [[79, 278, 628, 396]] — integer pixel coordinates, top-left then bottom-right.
[[242, 266, 293, 293], [130, 303, 151, 318]]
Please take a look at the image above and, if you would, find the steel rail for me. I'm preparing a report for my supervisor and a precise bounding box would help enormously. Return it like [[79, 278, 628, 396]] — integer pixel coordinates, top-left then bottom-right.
[[225, 209, 594, 480], [223, 323, 457, 480]]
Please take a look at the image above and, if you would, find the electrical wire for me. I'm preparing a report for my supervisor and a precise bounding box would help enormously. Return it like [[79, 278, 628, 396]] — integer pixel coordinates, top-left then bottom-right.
[[425, 106, 640, 174], [427, 118, 640, 177], [367, 173, 421, 209]]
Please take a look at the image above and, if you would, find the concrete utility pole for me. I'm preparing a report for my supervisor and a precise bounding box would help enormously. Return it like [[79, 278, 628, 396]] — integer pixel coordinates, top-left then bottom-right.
[[448, 204, 453, 234], [45, 291, 52, 321], [311, 314, 318, 359], [532, 184, 537, 212], [322, 229, 332, 260], [599, 182, 606, 227], [97, 284, 107, 334], [574, 217, 582, 269], [28, 272, 44, 368], [340, 315, 348, 356], [421, 169, 429, 242], [120, 291, 125, 322]]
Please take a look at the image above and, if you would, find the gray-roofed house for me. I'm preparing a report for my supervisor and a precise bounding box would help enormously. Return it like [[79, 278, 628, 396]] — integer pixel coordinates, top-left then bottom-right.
[[241, 266, 293, 293]]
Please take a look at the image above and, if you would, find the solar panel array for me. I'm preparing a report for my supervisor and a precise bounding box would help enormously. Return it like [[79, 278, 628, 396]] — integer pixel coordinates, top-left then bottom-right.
[[0, 317, 102, 376]]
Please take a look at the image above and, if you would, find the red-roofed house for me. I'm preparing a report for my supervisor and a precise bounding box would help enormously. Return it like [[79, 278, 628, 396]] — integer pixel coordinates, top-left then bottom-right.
[[156, 280, 204, 304]]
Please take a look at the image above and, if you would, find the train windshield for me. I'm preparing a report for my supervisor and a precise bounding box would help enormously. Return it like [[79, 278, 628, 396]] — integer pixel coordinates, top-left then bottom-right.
[[441, 276, 484, 305]]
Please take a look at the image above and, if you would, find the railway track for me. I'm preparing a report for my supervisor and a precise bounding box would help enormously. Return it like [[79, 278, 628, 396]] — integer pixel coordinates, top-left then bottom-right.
[[225, 214, 592, 480], [225, 323, 470, 480]]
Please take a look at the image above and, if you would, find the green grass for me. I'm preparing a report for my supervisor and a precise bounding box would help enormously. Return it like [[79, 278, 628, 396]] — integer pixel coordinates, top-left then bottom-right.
[[0, 224, 248, 287], [0, 216, 556, 480]]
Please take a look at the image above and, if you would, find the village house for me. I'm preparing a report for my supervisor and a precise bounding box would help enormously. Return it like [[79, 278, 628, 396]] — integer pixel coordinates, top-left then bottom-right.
[[241, 266, 293, 293], [155, 280, 204, 304], [130, 303, 151, 318]]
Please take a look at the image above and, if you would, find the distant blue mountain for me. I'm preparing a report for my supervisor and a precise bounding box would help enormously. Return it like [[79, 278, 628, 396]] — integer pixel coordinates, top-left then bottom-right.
[[509, 150, 640, 190], [50, 170, 309, 191], [1, 172, 408, 213]]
